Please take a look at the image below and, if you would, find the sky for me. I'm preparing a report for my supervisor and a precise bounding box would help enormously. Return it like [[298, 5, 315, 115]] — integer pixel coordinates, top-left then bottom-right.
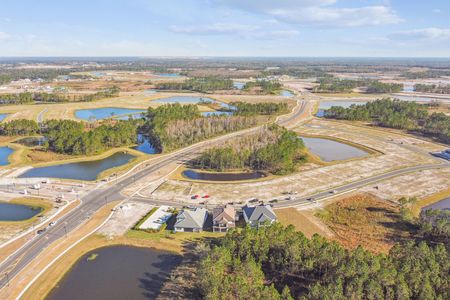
[[0, 0, 449, 57]]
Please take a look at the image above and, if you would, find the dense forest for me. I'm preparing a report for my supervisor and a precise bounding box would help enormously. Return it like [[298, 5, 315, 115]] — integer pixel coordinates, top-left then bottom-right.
[[324, 98, 450, 143], [155, 77, 233, 92], [312, 78, 367, 93], [194, 124, 306, 174], [414, 84, 450, 94], [198, 219, 449, 299], [143, 103, 280, 151], [230, 101, 289, 116], [243, 80, 282, 94], [0, 119, 40, 136], [42, 119, 137, 155], [366, 81, 403, 93], [144, 103, 260, 151], [0, 86, 120, 105], [312, 78, 403, 94]]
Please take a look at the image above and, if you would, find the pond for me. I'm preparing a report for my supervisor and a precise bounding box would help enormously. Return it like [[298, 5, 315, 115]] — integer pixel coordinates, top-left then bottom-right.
[[19, 152, 135, 181], [422, 197, 450, 212], [316, 101, 367, 117], [233, 82, 245, 90], [75, 107, 146, 121], [154, 73, 181, 78], [0, 202, 42, 221], [280, 90, 294, 97], [394, 95, 448, 103], [301, 137, 369, 162], [0, 147, 14, 166], [14, 136, 46, 147], [183, 169, 265, 181], [134, 134, 157, 154], [47, 246, 182, 300], [0, 114, 8, 122]]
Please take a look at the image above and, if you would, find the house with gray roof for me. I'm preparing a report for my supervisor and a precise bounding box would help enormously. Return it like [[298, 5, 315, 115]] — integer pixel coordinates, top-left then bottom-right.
[[243, 204, 277, 228], [174, 208, 208, 232]]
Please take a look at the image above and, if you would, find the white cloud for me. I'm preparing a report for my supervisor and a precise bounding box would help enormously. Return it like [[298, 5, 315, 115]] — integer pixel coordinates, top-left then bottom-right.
[[214, 0, 402, 27], [170, 23, 259, 35], [432, 9, 441, 13], [0, 32, 10, 41], [170, 23, 299, 40], [389, 28, 450, 40]]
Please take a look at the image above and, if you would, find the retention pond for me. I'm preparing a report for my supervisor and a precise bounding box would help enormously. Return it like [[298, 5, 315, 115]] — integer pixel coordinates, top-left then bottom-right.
[[301, 137, 369, 162], [0, 202, 42, 221], [19, 152, 135, 181], [47, 246, 182, 300]]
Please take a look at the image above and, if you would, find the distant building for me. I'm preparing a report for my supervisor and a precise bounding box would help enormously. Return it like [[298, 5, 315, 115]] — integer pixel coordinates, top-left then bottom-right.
[[174, 207, 208, 232], [212, 205, 237, 232], [243, 204, 277, 228]]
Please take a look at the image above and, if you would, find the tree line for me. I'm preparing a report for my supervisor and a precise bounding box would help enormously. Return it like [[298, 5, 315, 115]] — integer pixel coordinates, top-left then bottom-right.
[[414, 84, 450, 94], [230, 101, 289, 116], [155, 77, 233, 92], [313, 78, 403, 94], [0, 86, 120, 105], [0, 118, 137, 155], [198, 221, 449, 299], [243, 80, 282, 94], [324, 98, 450, 144], [194, 124, 306, 174]]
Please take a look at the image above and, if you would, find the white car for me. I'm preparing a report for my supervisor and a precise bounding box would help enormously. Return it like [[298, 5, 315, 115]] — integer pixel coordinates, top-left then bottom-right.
[[49, 221, 57, 227]]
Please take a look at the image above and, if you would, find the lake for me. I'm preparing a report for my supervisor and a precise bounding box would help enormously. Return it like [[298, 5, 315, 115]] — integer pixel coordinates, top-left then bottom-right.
[[19, 152, 135, 181], [47, 246, 182, 300], [233, 82, 245, 90], [75, 107, 145, 121], [0, 202, 42, 221], [280, 90, 294, 97], [0, 114, 8, 122], [134, 134, 157, 154], [301, 137, 369, 162], [316, 101, 367, 117], [0, 147, 14, 166], [183, 169, 264, 181]]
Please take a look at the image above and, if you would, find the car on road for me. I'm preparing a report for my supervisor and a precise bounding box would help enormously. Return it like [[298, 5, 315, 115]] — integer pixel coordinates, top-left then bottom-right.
[[202, 195, 210, 199], [191, 195, 200, 199], [37, 229, 46, 234], [49, 221, 57, 227]]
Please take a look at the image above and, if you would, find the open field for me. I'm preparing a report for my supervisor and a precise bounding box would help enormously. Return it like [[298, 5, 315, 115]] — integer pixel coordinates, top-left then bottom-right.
[[316, 193, 413, 253]]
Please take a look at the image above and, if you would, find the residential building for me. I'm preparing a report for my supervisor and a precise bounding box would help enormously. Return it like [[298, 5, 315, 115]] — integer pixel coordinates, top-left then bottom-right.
[[174, 207, 208, 232], [212, 205, 236, 232], [243, 204, 277, 228]]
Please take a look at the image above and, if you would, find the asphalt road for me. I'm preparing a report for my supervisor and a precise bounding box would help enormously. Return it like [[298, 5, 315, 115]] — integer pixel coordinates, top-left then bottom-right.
[[0, 100, 308, 290]]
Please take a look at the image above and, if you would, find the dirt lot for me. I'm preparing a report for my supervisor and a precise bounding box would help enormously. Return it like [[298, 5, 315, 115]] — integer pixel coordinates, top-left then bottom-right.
[[275, 208, 334, 238], [316, 193, 413, 253], [151, 118, 444, 204]]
